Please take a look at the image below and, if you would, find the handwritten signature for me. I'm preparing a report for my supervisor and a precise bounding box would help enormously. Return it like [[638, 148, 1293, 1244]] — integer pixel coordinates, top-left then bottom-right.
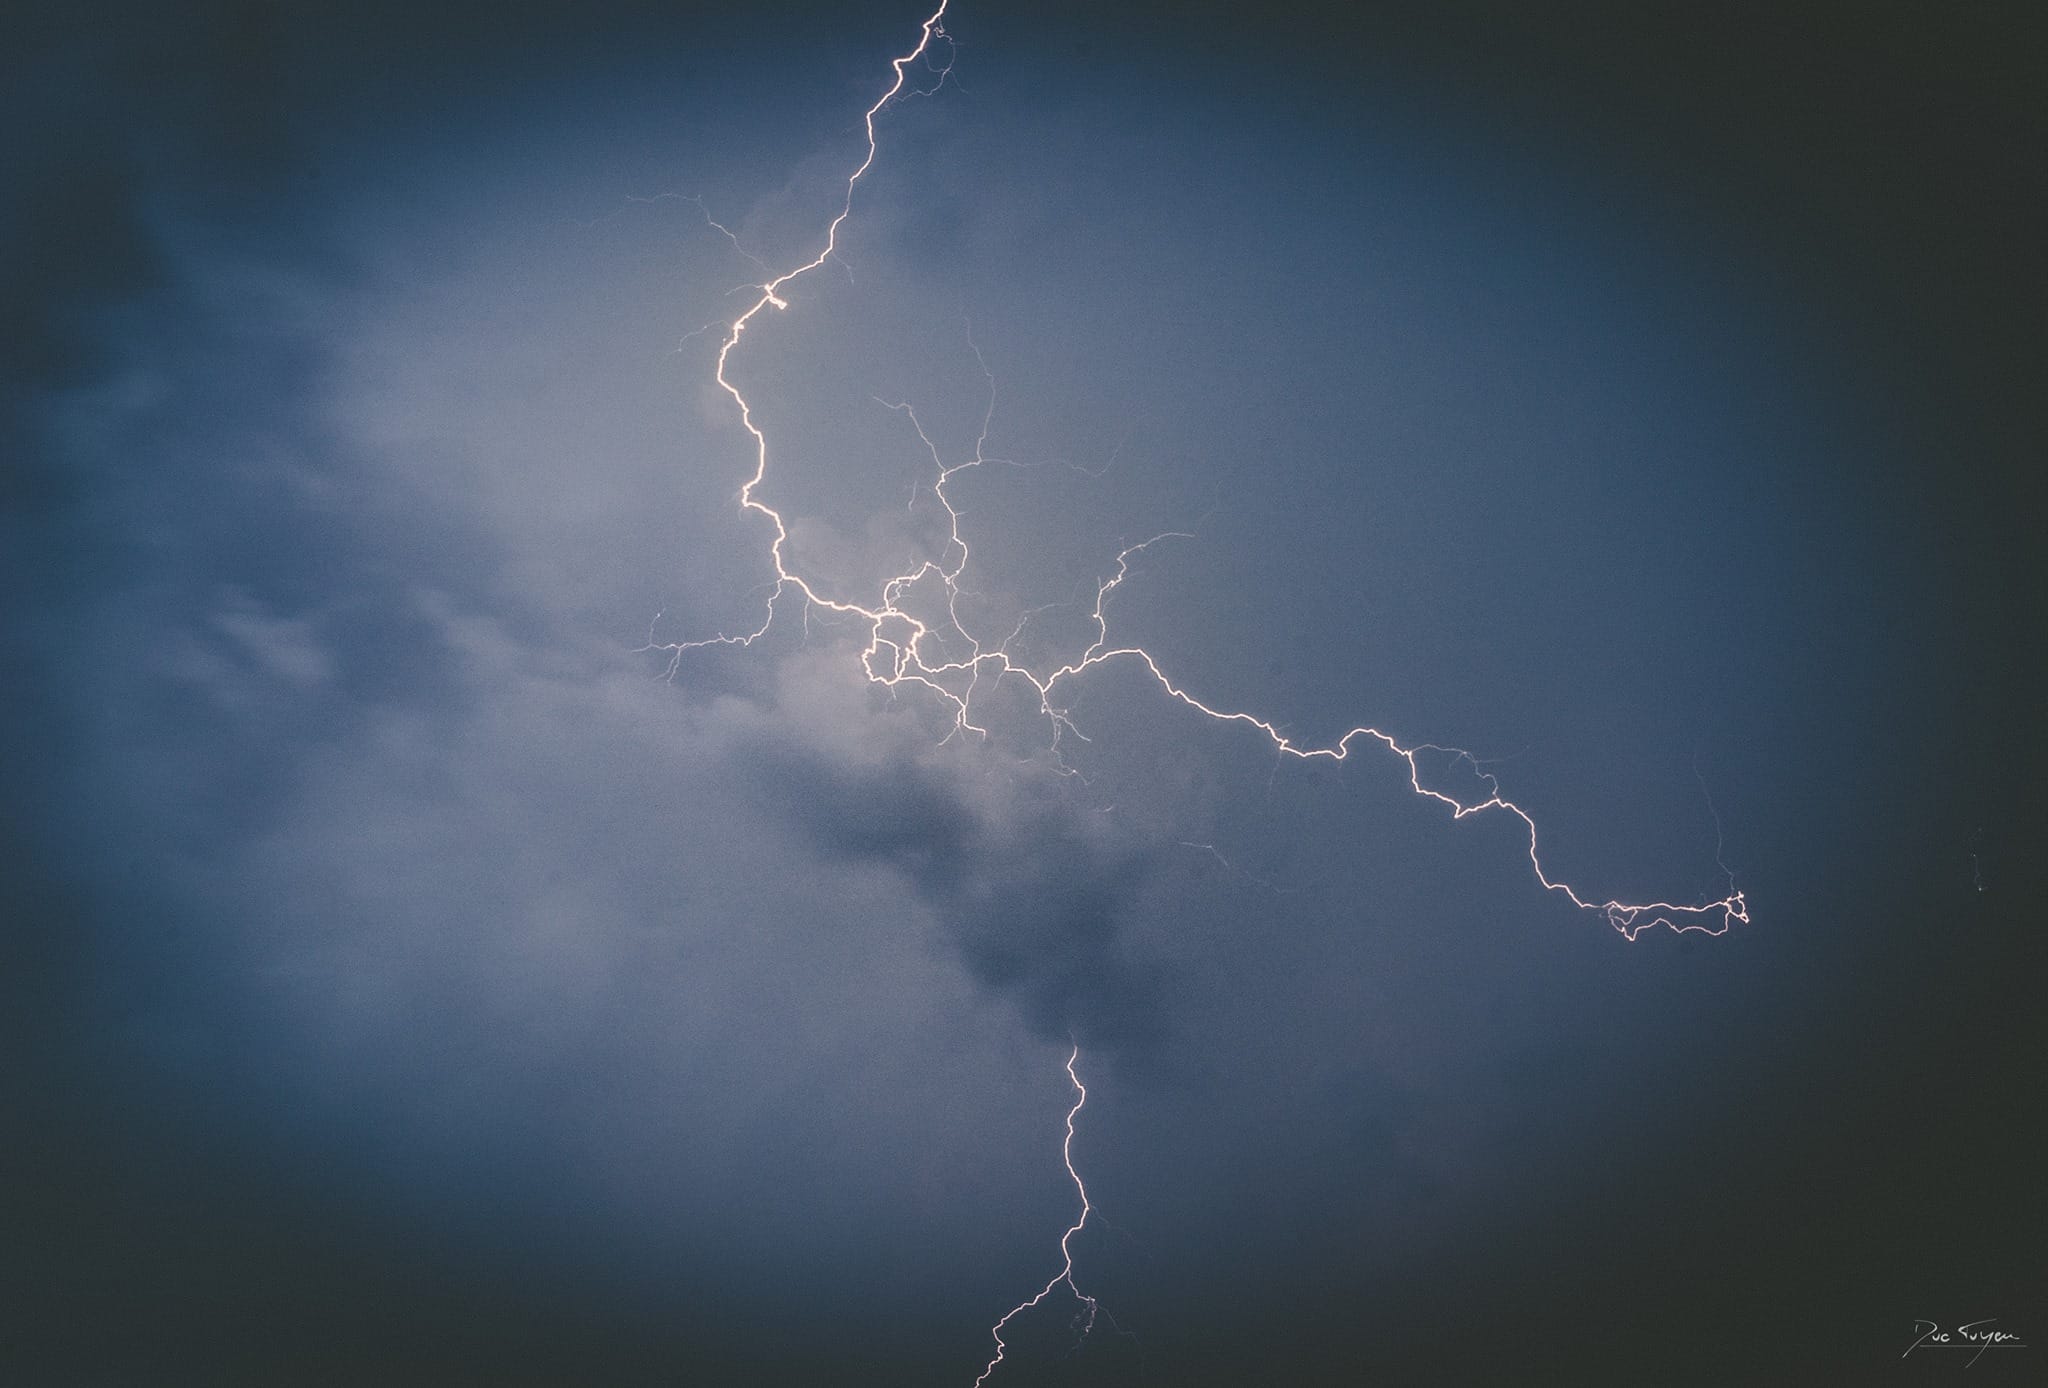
[[1903, 1319, 2027, 1366]]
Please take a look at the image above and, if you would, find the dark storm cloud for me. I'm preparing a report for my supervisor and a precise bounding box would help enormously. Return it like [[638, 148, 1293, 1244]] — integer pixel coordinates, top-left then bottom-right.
[[754, 736, 1163, 1045]]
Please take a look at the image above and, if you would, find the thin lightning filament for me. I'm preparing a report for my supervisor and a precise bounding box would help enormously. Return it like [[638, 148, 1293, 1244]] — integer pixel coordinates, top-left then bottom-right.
[[973, 1045, 1099, 1385]]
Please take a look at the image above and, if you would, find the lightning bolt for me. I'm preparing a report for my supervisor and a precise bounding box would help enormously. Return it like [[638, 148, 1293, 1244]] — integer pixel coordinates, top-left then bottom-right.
[[641, 5, 1754, 1375], [973, 1044, 1101, 1386], [650, 0, 1748, 943]]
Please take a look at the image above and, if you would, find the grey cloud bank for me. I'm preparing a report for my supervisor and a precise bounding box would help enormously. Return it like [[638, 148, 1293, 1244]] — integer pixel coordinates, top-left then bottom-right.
[[5, 3, 2039, 1384]]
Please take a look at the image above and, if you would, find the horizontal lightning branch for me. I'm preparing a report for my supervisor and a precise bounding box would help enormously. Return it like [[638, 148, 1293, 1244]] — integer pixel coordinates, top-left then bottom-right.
[[648, 0, 1748, 944]]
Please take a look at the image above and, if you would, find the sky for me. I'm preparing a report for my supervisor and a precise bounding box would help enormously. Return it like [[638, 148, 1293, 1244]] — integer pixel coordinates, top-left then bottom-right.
[[4, 2, 2042, 1383]]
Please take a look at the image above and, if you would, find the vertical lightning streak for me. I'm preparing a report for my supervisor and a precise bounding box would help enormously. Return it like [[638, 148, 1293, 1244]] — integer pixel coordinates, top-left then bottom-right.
[[695, 0, 954, 644], [656, 0, 1745, 953], [974, 1045, 1099, 1386]]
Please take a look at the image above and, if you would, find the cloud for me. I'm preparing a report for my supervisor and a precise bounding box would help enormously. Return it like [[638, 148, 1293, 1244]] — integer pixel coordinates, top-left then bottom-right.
[[14, 11, 2023, 1382], [748, 705, 1165, 1045], [1, 136, 1173, 1307]]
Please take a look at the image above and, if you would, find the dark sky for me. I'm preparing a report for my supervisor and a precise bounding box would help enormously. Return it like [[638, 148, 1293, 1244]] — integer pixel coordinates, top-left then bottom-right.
[[4, 2, 2042, 1384]]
